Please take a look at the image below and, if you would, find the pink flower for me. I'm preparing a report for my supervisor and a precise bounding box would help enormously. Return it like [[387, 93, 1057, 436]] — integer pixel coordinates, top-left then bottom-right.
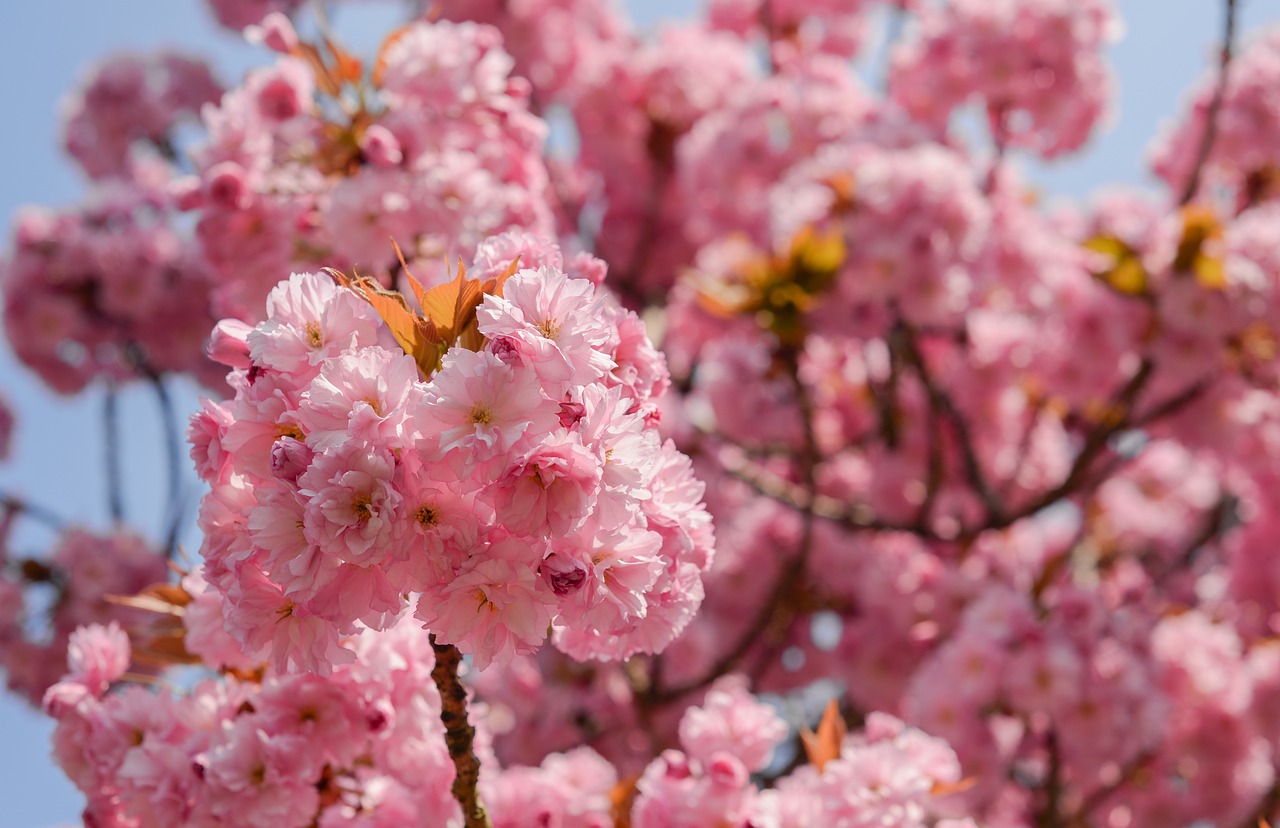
[[678, 678, 788, 773], [247, 272, 383, 377], [417, 534, 555, 670], [477, 266, 615, 389], [549, 521, 664, 635], [489, 429, 602, 537], [64, 623, 131, 699], [390, 451, 486, 589], [298, 442, 401, 568], [295, 346, 426, 451], [420, 348, 558, 468]]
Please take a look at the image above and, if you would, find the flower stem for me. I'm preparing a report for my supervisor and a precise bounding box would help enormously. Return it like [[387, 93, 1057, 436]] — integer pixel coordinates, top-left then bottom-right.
[[429, 636, 491, 828]]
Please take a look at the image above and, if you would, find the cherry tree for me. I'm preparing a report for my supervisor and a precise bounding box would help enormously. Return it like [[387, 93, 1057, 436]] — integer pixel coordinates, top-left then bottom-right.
[[5, 0, 1280, 826]]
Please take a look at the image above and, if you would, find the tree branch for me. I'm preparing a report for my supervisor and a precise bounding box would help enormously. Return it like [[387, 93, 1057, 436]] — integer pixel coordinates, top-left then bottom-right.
[[429, 636, 490, 828], [649, 349, 822, 702], [1178, 0, 1239, 205], [103, 382, 124, 523]]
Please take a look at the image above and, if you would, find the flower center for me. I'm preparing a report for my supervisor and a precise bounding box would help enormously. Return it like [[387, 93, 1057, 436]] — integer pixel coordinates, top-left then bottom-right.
[[469, 403, 494, 425], [537, 317, 561, 339], [415, 504, 439, 526], [304, 321, 323, 348]]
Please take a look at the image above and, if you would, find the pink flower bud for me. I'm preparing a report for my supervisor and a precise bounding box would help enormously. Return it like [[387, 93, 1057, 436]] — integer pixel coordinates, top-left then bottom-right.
[[360, 124, 403, 167], [270, 436, 313, 483], [661, 750, 691, 779], [706, 752, 748, 789], [205, 161, 252, 210], [488, 335, 524, 366], [170, 175, 204, 211], [542, 553, 588, 596], [207, 319, 253, 368], [558, 400, 586, 429], [246, 12, 299, 54]]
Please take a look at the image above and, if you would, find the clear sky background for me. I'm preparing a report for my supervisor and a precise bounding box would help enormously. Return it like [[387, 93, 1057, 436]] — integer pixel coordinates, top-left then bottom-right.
[[0, 0, 1277, 824]]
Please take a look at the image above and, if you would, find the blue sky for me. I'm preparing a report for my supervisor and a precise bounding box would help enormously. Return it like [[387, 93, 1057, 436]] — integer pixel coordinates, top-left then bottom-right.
[[0, 0, 1277, 824]]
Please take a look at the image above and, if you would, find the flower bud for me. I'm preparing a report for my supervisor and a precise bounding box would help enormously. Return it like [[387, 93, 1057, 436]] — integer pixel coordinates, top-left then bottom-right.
[[205, 161, 252, 210], [207, 319, 253, 368], [558, 400, 586, 429], [542, 553, 588, 596], [246, 12, 299, 54], [270, 436, 313, 483], [360, 124, 403, 167]]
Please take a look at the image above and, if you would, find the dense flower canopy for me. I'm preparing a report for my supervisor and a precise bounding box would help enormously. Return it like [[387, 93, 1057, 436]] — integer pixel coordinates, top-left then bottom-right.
[[5, 0, 1280, 826]]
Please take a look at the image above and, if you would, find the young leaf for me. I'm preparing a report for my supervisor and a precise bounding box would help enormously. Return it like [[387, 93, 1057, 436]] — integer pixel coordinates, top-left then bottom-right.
[[324, 37, 363, 85], [419, 266, 484, 345], [800, 699, 847, 773], [372, 24, 414, 87], [326, 267, 446, 378]]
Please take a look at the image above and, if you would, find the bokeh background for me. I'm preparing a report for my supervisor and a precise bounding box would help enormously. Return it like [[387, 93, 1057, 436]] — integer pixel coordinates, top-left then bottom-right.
[[1, 0, 1277, 823]]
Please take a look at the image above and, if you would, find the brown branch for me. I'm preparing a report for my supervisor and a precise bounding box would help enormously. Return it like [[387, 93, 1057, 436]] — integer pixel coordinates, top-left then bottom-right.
[[897, 322, 1005, 526], [1036, 729, 1065, 828], [1237, 780, 1280, 828], [714, 443, 926, 536], [989, 359, 1155, 532], [103, 381, 125, 523], [0, 493, 65, 531], [648, 350, 822, 702], [1071, 752, 1156, 825], [1179, 0, 1239, 205], [430, 636, 491, 828]]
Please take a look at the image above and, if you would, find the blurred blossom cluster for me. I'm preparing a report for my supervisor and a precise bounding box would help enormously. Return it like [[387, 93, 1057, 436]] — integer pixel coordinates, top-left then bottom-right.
[[6, 0, 1280, 826]]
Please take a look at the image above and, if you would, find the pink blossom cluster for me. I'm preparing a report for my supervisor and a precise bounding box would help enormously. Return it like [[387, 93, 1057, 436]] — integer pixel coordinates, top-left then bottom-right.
[[2, 178, 223, 393], [44, 612, 969, 828], [0, 529, 167, 705], [890, 0, 1121, 158], [190, 236, 712, 672], [205, 0, 307, 31], [45, 616, 463, 827], [707, 0, 879, 59], [12, 0, 1280, 825], [187, 16, 555, 321], [1152, 29, 1280, 206], [62, 51, 223, 181]]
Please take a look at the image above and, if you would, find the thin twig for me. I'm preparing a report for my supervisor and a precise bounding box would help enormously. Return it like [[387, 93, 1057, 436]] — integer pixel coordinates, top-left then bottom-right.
[[0, 493, 65, 531], [897, 322, 1005, 525], [715, 443, 924, 536], [128, 347, 184, 559], [1179, 0, 1239, 205], [990, 360, 1154, 532], [1036, 729, 1064, 828], [103, 382, 124, 523], [151, 376, 183, 559], [1072, 752, 1155, 824], [650, 349, 822, 701], [430, 636, 491, 828]]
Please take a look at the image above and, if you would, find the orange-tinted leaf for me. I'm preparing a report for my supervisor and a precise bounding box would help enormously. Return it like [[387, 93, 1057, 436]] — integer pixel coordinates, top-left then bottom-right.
[[419, 267, 484, 345], [390, 238, 431, 311], [292, 41, 342, 97], [484, 256, 522, 297], [324, 37, 363, 85], [931, 777, 978, 796], [372, 24, 415, 87], [328, 267, 448, 377], [1084, 235, 1147, 296], [131, 632, 203, 667], [610, 774, 641, 828], [107, 581, 192, 615], [800, 699, 846, 773]]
